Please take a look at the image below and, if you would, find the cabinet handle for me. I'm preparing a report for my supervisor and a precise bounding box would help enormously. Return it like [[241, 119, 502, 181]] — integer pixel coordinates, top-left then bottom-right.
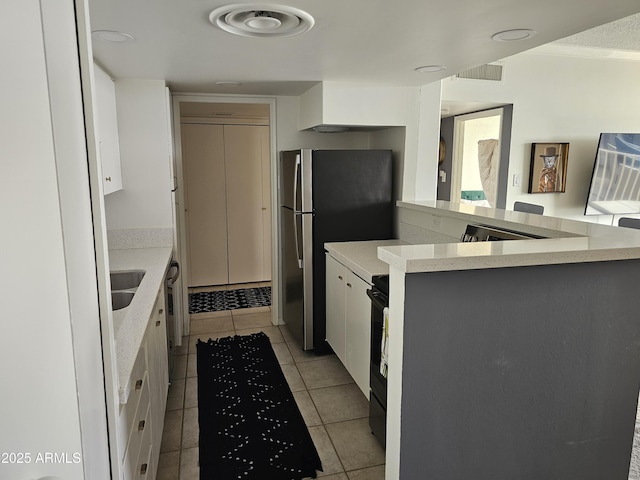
[[135, 379, 143, 390], [140, 463, 148, 475], [347, 283, 352, 288], [338, 275, 343, 280], [138, 420, 145, 431], [156, 320, 161, 327], [105, 176, 111, 182]]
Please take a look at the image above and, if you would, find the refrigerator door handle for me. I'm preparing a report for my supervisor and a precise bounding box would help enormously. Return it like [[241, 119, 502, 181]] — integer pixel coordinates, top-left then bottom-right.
[[294, 212, 303, 269], [293, 153, 301, 213]]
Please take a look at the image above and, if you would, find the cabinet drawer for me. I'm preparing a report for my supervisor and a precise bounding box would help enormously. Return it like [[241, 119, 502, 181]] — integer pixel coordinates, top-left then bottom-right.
[[123, 376, 151, 478], [117, 347, 147, 459], [137, 425, 154, 480], [153, 291, 164, 318], [126, 342, 147, 402], [122, 381, 151, 480]]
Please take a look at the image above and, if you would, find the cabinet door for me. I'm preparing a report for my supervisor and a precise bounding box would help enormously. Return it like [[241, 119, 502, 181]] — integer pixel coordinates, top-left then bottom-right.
[[260, 126, 272, 281], [225, 125, 270, 284], [93, 63, 123, 194], [345, 270, 372, 399], [147, 289, 168, 473], [181, 124, 228, 286], [325, 255, 347, 364]]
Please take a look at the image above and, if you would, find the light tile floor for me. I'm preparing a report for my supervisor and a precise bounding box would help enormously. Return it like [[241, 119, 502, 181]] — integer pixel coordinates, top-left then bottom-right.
[[156, 284, 386, 480]]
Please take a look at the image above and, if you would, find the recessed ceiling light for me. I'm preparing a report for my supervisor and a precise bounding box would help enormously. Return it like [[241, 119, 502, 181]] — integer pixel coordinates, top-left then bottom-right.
[[415, 65, 447, 73], [215, 81, 242, 87], [209, 4, 314, 38], [491, 29, 537, 42], [91, 30, 136, 43]]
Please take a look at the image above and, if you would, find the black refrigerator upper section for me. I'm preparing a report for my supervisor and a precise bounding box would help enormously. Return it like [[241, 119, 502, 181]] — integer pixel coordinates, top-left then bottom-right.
[[311, 150, 394, 350]]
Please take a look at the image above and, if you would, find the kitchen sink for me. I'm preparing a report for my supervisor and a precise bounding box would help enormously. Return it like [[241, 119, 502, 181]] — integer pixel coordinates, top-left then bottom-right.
[[110, 270, 145, 291], [111, 291, 136, 311], [110, 270, 145, 311]]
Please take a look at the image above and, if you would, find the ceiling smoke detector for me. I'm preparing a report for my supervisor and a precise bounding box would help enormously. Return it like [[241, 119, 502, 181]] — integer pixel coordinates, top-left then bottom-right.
[[209, 4, 315, 38]]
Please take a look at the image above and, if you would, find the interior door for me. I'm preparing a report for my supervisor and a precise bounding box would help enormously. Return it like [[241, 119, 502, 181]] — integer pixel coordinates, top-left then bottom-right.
[[181, 123, 229, 286], [225, 124, 270, 284]]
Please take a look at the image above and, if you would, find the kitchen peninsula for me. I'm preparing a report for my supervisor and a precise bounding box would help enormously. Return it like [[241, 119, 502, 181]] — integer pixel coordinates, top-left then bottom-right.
[[381, 201, 640, 480]]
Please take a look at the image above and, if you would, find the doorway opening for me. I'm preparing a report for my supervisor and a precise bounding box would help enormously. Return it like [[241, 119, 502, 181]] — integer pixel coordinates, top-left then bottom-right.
[[439, 105, 513, 209], [171, 95, 278, 334], [452, 108, 502, 207]]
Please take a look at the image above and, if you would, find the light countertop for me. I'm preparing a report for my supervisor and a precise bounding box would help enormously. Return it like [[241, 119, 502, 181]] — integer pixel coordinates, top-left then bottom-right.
[[380, 201, 640, 273], [325, 239, 407, 283], [110, 247, 173, 404]]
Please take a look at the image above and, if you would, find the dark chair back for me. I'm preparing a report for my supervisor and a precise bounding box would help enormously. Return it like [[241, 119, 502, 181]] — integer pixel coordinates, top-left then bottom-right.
[[514, 201, 544, 215], [618, 217, 640, 229]]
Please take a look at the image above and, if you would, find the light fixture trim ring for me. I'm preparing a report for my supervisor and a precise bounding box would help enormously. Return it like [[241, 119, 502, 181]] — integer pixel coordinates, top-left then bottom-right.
[[491, 28, 537, 42]]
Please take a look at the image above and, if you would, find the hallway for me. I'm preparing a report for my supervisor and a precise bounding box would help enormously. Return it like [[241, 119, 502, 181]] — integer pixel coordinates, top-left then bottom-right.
[[156, 283, 386, 479]]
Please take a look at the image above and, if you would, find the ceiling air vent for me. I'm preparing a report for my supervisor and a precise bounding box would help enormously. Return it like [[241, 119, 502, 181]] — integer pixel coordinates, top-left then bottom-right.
[[209, 4, 315, 38], [455, 63, 504, 82]]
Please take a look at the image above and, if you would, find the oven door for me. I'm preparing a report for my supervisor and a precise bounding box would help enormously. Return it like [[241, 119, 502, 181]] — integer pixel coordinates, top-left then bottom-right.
[[367, 285, 388, 448], [367, 287, 388, 406]]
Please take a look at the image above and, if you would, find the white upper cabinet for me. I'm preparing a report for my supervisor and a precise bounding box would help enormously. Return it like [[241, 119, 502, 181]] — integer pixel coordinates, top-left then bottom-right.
[[93, 63, 123, 194]]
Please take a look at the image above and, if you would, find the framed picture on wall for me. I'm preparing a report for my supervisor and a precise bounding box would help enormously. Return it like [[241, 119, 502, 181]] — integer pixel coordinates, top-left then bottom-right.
[[528, 142, 569, 193]]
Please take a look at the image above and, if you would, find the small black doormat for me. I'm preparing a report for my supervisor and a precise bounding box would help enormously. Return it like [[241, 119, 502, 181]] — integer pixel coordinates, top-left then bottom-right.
[[197, 332, 322, 480], [189, 286, 271, 314]]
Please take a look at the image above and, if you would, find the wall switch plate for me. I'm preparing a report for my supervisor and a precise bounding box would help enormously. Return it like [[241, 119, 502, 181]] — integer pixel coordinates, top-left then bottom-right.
[[513, 174, 521, 187]]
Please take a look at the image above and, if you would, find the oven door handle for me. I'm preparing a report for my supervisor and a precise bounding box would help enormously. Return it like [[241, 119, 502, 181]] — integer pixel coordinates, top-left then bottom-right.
[[367, 289, 388, 310]]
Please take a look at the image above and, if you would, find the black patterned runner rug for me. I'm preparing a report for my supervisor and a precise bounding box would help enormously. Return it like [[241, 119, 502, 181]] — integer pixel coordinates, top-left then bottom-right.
[[189, 286, 271, 314], [197, 332, 322, 480]]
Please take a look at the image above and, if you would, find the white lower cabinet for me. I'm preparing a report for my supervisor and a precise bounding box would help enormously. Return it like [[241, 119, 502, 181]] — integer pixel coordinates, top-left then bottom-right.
[[326, 254, 347, 365], [119, 286, 169, 480], [325, 254, 372, 398], [147, 289, 169, 473]]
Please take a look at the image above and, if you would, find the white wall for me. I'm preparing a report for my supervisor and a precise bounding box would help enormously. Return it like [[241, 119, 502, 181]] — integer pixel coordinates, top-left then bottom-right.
[[0, 1, 87, 478], [300, 82, 415, 129], [105, 79, 174, 230], [442, 51, 640, 222], [42, 0, 111, 477], [276, 95, 372, 150], [412, 83, 443, 201]]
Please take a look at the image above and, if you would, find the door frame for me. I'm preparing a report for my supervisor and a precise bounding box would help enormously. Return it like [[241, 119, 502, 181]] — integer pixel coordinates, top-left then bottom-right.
[[171, 94, 279, 333], [448, 105, 513, 209], [451, 108, 503, 205]]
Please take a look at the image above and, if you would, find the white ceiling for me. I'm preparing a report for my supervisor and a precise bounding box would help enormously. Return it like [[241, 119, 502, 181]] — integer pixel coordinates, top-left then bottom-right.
[[88, 1, 640, 97]]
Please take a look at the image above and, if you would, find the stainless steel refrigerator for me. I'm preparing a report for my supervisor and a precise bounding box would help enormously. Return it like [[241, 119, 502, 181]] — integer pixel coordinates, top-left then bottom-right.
[[280, 149, 394, 351]]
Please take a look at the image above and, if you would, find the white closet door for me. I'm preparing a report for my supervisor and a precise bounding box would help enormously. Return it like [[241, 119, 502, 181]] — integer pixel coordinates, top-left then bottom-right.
[[181, 124, 228, 287], [224, 125, 269, 284], [260, 126, 272, 281]]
